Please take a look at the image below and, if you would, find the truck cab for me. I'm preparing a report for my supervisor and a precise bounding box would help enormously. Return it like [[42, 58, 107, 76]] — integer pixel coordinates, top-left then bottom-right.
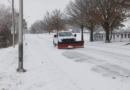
[[53, 31, 76, 45]]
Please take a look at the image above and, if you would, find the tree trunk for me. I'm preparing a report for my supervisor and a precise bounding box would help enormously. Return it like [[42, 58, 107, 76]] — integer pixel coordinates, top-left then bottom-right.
[[81, 26, 84, 41], [110, 29, 112, 40], [90, 30, 94, 42], [104, 22, 110, 43], [105, 29, 110, 43]]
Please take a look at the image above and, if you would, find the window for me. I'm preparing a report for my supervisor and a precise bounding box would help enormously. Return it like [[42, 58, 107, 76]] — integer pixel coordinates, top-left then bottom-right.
[[59, 32, 73, 36]]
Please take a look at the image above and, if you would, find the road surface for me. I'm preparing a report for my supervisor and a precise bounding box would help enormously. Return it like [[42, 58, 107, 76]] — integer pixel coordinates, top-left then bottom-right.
[[0, 34, 130, 90]]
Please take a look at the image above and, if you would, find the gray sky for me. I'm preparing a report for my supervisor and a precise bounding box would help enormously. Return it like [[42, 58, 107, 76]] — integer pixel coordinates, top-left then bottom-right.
[[0, 0, 72, 28]]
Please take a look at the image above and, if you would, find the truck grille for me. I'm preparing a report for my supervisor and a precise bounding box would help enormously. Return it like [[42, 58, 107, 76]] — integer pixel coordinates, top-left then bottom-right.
[[62, 39, 75, 42]]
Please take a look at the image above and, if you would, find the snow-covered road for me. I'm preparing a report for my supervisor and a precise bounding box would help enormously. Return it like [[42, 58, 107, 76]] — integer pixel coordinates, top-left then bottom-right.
[[0, 33, 130, 90]]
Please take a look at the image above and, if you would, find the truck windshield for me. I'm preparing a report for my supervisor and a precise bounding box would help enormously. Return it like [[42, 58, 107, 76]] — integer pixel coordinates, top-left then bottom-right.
[[59, 32, 73, 36]]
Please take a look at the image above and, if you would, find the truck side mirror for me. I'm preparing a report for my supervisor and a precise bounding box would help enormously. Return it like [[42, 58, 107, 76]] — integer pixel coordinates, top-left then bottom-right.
[[54, 35, 57, 37], [74, 34, 77, 37]]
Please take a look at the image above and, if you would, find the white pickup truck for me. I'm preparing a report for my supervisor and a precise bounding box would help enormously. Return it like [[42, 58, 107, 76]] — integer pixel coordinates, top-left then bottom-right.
[[53, 31, 84, 49]]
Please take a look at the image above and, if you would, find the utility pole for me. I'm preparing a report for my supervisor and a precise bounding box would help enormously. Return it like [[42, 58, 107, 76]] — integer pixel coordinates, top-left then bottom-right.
[[12, 0, 15, 48], [17, 0, 26, 72]]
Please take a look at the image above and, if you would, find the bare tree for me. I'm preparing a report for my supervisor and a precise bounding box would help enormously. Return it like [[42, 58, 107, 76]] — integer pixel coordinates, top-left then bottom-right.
[[0, 4, 18, 47], [66, 0, 86, 41], [51, 9, 65, 33], [83, 0, 99, 42], [42, 11, 53, 34], [88, 0, 130, 43], [30, 12, 54, 34]]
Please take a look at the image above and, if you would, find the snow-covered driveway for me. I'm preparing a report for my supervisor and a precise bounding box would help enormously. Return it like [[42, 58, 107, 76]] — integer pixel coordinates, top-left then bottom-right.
[[0, 33, 130, 90]]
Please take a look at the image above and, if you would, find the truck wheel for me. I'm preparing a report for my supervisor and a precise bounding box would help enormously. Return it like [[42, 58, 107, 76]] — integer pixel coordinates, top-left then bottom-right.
[[53, 41, 56, 47]]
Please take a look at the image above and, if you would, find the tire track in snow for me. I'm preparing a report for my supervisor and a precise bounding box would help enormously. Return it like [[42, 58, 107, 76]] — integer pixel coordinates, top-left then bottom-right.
[[79, 46, 130, 63], [62, 51, 130, 80]]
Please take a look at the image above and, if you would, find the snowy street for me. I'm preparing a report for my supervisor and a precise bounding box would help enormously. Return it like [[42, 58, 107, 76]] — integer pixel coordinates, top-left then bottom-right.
[[0, 33, 130, 90]]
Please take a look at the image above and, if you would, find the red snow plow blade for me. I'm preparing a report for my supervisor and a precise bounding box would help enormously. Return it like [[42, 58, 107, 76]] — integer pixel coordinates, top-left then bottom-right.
[[58, 41, 84, 49]]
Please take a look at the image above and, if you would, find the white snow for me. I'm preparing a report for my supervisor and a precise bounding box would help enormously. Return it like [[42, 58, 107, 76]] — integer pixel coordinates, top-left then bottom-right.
[[0, 33, 130, 90]]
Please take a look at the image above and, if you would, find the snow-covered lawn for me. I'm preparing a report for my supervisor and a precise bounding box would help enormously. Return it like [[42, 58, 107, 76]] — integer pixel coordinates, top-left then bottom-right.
[[0, 33, 130, 90]]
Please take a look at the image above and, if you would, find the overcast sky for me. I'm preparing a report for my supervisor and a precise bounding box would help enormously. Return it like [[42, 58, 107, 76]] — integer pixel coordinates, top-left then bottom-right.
[[0, 0, 72, 28]]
